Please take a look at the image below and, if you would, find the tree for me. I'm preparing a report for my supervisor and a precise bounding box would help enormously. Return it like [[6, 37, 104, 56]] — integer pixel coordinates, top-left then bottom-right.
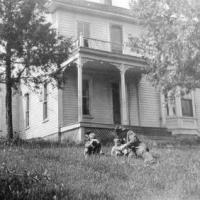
[[129, 0, 200, 94], [0, 0, 71, 141]]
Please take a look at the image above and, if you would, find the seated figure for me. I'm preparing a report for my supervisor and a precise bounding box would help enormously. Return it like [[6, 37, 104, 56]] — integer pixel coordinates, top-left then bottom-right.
[[111, 138, 128, 157], [84, 131, 102, 158], [119, 130, 155, 164]]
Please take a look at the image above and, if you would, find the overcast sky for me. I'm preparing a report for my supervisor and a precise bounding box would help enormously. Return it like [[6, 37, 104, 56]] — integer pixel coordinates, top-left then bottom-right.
[[87, 0, 130, 8], [112, 0, 130, 8]]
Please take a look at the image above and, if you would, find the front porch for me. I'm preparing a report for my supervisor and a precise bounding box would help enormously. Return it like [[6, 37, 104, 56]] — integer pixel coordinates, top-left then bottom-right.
[[58, 45, 165, 142]]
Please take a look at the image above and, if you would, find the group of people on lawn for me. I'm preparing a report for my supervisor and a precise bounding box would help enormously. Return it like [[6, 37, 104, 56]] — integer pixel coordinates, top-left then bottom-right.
[[84, 125, 155, 165]]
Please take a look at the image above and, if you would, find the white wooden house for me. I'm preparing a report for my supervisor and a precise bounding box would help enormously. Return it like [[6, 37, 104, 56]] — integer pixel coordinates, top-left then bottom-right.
[[1, 0, 200, 142]]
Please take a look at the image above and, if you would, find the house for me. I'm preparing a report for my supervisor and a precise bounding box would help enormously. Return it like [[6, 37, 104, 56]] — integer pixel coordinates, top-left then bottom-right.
[[1, 0, 200, 142]]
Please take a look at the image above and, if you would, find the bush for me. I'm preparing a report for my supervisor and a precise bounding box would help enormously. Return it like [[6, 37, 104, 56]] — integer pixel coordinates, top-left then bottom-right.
[[0, 163, 65, 200]]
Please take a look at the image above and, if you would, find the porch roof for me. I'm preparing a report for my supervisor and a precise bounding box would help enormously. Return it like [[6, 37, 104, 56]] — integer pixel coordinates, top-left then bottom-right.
[[61, 47, 147, 74]]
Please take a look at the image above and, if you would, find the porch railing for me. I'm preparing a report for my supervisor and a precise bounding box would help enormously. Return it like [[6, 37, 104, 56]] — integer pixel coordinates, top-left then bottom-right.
[[71, 34, 156, 58]]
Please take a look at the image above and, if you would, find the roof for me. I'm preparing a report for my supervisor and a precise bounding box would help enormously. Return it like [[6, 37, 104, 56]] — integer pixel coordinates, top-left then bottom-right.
[[48, 0, 134, 19]]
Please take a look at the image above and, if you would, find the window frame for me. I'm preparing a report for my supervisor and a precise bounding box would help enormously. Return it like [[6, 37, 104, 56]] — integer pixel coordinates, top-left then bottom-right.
[[77, 21, 90, 47], [82, 78, 92, 117], [110, 24, 123, 53], [43, 84, 48, 121], [25, 93, 30, 128], [165, 93, 176, 117], [181, 96, 194, 117]]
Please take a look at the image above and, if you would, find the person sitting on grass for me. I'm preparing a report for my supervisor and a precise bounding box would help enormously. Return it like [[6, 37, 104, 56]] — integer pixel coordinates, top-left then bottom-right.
[[120, 130, 155, 165], [84, 131, 102, 158], [111, 138, 128, 157]]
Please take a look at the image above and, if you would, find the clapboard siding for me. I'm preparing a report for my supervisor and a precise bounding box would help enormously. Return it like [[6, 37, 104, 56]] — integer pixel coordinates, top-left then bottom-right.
[[90, 74, 113, 124], [0, 84, 6, 137], [128, 81, 139, 126], [20, 85, 59, 139], [194, 89, 200, 128], [63, 70, 78, 126], [138, 76, 161, 127], [62, 71, 114, 125], [57, 9, 142, 56]]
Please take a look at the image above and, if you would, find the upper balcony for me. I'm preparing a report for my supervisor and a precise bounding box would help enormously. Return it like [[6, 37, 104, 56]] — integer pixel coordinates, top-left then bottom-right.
[[71, 34, 155, 60]]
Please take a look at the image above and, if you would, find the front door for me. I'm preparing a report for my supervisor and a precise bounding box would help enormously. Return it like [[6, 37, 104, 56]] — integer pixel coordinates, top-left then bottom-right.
[[112, 83, 121, 124]]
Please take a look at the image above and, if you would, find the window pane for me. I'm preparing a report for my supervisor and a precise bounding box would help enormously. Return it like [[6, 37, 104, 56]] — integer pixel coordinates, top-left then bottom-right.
[[110, 25, 122, 53], [83, 97, 90, 115], [43, 102, 48, 120], [77, 22, 90, 47], [44, 84, 47, 101], [26, 111, 29, 127], [77, 22, 90, 37], [82, 80, 90, 115], [25, 94, 29, 127], [43, 84, 48, 120], [181, 99, 193, 117]]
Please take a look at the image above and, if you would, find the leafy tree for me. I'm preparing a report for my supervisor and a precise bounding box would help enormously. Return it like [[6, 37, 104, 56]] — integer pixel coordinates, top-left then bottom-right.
[[129, 0, 200, 94], [0, 0, 71, 141]]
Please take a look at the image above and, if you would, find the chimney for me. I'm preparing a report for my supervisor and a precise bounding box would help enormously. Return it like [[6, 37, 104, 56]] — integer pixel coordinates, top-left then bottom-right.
[[104, 0, 112, 6]]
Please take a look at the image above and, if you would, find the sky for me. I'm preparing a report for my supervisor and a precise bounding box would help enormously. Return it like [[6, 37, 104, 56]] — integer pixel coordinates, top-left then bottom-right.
[[86, 0, 130, 8], [112, 0, 130, 8]]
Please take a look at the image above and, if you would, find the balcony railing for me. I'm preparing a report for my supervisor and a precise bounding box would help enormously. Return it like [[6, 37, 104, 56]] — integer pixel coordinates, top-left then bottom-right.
[[71, 34, 155, 58]]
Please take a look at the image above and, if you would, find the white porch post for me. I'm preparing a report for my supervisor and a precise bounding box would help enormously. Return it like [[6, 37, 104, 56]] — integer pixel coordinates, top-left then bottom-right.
[[175, 90, 183, 128], [160, 92, 166, 127], [120, 65, 129, 125], [77, 58, 83, 122]]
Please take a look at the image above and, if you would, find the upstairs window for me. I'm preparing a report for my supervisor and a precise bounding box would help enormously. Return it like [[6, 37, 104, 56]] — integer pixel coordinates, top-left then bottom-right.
[[25, 93, 30, 128], [83, 79, 90, 115], [77, 21, 90, 47], [110, 24, 123, 53], [43, 84, 48, 120], [181, 94, 193, 117]]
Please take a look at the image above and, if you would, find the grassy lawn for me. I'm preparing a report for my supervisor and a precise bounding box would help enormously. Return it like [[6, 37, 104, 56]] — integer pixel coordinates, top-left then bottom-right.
[[1, 142, 200, 200]]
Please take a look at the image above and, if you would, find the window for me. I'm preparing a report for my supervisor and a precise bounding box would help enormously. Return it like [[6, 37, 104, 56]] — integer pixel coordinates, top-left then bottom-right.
[[77, 21, 90, 47], [165, 94, 176, 116], [25, 93, 30, 128], [83, 79, 90, 115], [110, 25, 123, 53], [43, 84, 48, 120], [181, 98, 193, 117]]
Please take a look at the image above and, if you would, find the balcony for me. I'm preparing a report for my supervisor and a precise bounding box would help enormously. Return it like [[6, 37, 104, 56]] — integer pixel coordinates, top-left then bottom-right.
[[71, 34, 155, 58]]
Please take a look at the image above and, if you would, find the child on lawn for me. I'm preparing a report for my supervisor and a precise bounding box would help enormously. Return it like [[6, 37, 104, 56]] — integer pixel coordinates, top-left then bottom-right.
[[84, 131, 102, 158], [120, 130, 155, 164], [111, 138, 129, 157]]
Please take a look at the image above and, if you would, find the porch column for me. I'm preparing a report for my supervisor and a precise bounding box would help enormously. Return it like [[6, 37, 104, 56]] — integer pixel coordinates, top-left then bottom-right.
[[160, 92, 166, 127], [77, 58, 83, 122], [120, 65, 129, 125], [175, 90, 183, 128]]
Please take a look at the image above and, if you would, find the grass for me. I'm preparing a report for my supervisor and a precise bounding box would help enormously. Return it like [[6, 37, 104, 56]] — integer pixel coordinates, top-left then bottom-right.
[[1, 141, 200, 200]]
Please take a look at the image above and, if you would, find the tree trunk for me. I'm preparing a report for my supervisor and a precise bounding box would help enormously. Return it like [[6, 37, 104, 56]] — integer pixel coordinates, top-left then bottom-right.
[[5, 45, 13, 141]]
